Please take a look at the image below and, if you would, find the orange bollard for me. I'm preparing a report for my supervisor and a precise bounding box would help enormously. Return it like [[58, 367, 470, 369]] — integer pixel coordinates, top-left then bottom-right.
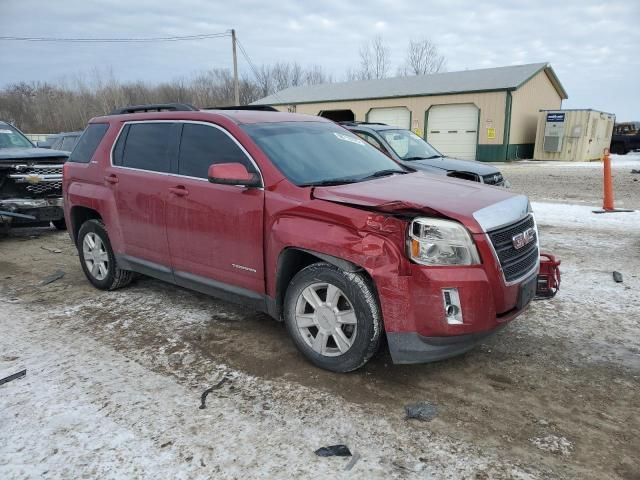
[[593, 147, 634, 213], [602, 148, 614, 211]]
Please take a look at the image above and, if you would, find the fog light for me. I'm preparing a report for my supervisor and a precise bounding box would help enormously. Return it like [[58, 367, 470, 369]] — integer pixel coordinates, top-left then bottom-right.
[[442, 288, 463, 325]]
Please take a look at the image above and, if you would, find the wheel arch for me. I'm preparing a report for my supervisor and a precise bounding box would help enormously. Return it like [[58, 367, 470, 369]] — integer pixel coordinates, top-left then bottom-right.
[[274, 247, 375, 320], [69, 206, 102, 245]]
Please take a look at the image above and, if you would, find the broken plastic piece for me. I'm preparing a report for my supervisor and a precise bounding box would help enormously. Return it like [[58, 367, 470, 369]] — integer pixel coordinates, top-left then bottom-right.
[[344, 452, 361, 470], [613, 271, 623, 283], [40, 270, 65, 285], [314, 445, 352, 457], [0, 369, 26, 386], [405, 401, 438, 421], [198, 376, 229, 409]]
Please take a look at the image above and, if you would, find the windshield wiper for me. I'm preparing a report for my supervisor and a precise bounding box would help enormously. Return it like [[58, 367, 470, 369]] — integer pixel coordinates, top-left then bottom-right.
[[358, 169, 407, 182], [404, 155, 441, 160], [298, 178, 360, 187]]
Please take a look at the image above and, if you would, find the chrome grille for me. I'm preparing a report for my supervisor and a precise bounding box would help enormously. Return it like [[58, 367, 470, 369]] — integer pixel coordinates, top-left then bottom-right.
[[8, 164, 63, 197], [488, 215, 538, 282], [26, 182, 62, 195]]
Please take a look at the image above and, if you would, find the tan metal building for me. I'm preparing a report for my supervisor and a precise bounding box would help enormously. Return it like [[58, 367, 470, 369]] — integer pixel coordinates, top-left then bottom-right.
[[252, 62, 567, 162], [534, 109, 615, 161]]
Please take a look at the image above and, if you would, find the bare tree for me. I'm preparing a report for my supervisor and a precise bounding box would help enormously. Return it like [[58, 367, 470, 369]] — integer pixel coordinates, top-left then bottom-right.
[[398, 38, 446, 76], [355, 35, 389, 80]]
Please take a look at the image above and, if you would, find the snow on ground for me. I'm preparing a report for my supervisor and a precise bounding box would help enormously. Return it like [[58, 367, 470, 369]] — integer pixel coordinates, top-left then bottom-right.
[[532, 201, 640, 232], [0, 301, 535, 480], [504, 153, 640, 169]]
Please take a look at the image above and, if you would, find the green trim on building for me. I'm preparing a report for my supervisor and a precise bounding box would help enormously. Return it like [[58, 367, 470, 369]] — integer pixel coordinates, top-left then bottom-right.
[[506, 143, 534, 160], [502, 91, 512, 161], [477, 144, 507, 162], [477, 143, 535, 162]]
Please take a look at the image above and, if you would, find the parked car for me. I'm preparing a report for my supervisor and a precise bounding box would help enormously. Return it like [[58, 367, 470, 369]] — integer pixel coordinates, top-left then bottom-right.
[[610, 122, 640, 155], [47, 131, 83, 152], [342, 122, 509, 187], [64, 103, 559, 372], [0, 121, 68, 230]]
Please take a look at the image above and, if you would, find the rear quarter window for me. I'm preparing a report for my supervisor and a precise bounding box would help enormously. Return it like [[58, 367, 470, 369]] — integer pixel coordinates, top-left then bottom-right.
[[68, 124, 109, 163]]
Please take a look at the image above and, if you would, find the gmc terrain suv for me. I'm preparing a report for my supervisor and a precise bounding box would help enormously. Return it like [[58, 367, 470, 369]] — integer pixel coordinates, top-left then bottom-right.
[[64, 104, 558, 372]]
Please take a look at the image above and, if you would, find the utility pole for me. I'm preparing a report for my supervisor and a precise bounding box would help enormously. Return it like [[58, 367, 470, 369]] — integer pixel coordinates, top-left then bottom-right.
[[231, 29, 240, 105]]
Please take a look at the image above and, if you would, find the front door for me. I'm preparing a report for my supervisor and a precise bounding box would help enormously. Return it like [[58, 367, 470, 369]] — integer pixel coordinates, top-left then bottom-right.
[[108, 121, 179, 269], [166, 122, 265, 294]]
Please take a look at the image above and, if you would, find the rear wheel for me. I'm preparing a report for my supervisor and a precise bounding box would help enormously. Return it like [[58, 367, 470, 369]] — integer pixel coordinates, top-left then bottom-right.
[[77, 219, 134, 290], [284, 262, 382, 372]]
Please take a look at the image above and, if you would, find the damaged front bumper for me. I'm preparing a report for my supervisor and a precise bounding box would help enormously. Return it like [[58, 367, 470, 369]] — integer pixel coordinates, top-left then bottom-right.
[[0, 197, 64, 225], [385, 252, 561, 365]]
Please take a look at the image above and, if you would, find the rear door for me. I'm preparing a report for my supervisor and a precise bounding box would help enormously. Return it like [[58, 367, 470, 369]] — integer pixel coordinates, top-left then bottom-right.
[[166, 122, 265, 294], [108, 121, 179, 270]]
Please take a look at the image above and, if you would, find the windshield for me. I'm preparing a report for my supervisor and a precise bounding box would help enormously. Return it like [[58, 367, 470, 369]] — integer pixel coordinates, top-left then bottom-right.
[[0, 124, 34, 149], [380, 129, 441, 160], [242, 121, 405, 186]]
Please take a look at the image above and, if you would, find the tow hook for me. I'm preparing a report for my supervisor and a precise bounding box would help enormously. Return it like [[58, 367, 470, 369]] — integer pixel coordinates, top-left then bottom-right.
[[536, 252, 561, 299]]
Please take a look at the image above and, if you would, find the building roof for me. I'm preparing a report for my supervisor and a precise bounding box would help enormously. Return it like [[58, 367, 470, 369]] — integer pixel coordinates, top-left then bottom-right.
[[252, 62, 568, 106]]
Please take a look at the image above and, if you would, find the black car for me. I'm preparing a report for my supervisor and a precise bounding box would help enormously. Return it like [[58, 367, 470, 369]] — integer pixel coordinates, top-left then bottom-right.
[[342, 122, 509, 187], [0, 121, 68, 230]]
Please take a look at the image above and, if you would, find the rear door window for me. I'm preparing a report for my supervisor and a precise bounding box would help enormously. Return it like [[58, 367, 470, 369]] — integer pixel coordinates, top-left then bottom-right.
[[68, 124, 108, 163], [178, 123, 256, 179], [119, 122, 179, 173]]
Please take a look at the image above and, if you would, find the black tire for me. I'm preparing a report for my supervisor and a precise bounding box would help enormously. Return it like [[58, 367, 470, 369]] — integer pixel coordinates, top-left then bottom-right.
[[284, 262, 382, 372], [611, 142, 627, 155], [77, 219, 134, 290], [52, 218, 67, 230]]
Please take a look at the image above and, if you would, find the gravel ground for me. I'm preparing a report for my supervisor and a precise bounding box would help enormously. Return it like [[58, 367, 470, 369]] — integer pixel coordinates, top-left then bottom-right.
[[1, 162, 639, 479], [495, 153, 640, 209]]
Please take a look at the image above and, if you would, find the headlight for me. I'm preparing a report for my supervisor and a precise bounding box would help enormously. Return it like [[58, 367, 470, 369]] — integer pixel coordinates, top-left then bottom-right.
[[408, 217, 480, 266]]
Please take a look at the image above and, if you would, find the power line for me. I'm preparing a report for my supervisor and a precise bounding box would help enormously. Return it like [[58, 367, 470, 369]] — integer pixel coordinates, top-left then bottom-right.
[[236, 37, 285, 103], [0, 32, 231, 43]]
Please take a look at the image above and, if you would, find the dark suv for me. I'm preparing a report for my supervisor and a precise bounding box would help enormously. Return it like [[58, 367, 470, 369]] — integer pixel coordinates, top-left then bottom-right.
[[64, 104, 558, 372], [0, 121, 68, 229], [342, 122, 508, 187]]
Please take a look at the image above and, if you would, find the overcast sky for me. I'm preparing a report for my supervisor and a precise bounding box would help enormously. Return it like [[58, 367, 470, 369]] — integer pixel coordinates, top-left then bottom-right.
[[1, 0, 638, 120]]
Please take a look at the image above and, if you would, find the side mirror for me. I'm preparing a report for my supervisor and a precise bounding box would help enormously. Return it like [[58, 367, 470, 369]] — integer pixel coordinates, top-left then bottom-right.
[[208, 162, 261, 187], [36, 141, 51, 148]]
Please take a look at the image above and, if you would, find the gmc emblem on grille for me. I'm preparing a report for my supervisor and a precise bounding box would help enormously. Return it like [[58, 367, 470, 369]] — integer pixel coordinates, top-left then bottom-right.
[[512, 227, 535, 250]]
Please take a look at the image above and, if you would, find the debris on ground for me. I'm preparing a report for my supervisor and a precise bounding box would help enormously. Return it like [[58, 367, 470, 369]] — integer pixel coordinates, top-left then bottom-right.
[[343, 452, 360, 470], [40, 246, 62, 254], [530, 435, 574, 455], [198, 376, 229, 410], [40, 270, 65, 285], [314, 444, 352, 457], [405, 401, 438, 422], [613, 271, 623, 283], [631, 169, 640, 174], [0, 369, 26, 386]]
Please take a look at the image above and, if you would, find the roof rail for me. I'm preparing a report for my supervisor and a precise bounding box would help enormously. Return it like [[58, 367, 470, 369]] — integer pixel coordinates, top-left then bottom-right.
[[204, 105, 279, 112], [338, 121, 388, 126], [109, 103, 198, 115]]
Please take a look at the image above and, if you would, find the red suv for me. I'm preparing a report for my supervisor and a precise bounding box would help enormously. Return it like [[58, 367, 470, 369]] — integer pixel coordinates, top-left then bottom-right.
[[63, 104, 559, 372]]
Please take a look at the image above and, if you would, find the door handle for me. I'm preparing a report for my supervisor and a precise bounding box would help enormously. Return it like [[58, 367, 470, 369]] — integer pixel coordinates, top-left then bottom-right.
[[104, 174, 118, 184], [168, 186, 189, 197]]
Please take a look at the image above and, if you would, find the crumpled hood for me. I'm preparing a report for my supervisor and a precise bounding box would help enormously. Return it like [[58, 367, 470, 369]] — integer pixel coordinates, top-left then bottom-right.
[[313, 171, 527, 233], [409, 156, 500, 176], [0, 147, 69, 162]]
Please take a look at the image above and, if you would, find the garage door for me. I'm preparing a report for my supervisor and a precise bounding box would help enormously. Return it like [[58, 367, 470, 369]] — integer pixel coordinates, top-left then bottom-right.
[[427, 104, 479, 160], [367, 107, 410, 129]]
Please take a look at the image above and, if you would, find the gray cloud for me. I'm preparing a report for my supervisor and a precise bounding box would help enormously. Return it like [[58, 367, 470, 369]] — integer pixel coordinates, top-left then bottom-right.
[[1, 0, 638, 119]]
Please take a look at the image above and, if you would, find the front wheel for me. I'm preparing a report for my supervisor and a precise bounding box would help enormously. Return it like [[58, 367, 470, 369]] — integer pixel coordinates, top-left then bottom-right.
[[52, 218, 67, 230], [284, 262, 382, 372], [77, 219, 134, 290]]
